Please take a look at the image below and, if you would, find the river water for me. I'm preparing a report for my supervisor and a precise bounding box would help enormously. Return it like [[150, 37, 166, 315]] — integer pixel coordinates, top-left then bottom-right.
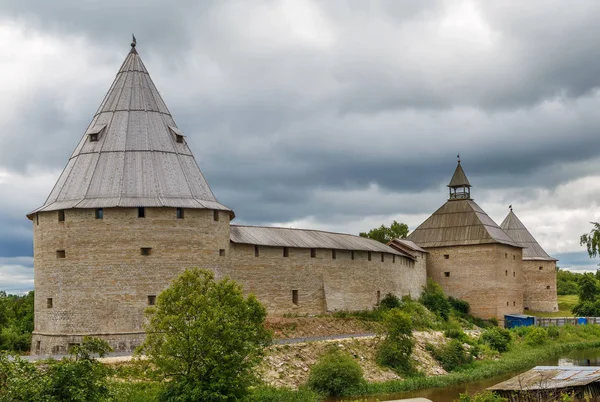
[[327, 348, 600, 402]]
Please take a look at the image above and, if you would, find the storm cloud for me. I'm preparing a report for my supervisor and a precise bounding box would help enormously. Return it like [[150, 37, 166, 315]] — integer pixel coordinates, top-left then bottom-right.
[[1, 0, 599, 292]]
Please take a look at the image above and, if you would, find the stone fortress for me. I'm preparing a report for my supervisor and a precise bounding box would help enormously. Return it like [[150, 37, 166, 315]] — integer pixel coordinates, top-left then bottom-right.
[[28, 43, 557, 355]]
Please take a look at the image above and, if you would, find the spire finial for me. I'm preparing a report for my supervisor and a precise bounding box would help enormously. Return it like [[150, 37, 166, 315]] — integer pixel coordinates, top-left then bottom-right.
[[457, 153, 460, 163], [131, 34, 137, 48], [509, 204, 513, 211]]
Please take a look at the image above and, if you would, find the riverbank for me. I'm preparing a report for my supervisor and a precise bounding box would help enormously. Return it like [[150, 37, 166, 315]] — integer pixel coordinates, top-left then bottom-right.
[[105, 324, 600, 402]]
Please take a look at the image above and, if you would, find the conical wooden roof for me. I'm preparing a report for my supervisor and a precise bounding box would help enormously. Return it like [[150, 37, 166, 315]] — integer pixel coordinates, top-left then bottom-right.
[[500, 210, 557, 261], [30, 43, 231, 217], [448, 161, 471, 188], [407, 199, 521, 248]]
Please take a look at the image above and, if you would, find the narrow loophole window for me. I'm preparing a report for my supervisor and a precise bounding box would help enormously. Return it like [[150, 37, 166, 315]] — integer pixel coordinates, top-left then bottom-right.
[[513, 301, 516, 306], [90, 133, 98, 142], [292, 290, 298, 305], [56, 250, 65, 259], [141, 247, 152, 256], [58, 210, 65, 222], [444, 272, 450, 277], [311, 248, 316, 258], [47, 298, 53, 308], [147, 295, 156, 306], [176, 134, 184, 143], [331, 249, 336, 260], [95, 208, 103, 219], [368, 251, 372, 261], [36, 214, 39, 226], [513, 255, 516, 260], [505, 270, 508, 276], [376, 291, 381, 306], [443, 254, 450, 259], [283, 247, 289, 257], [138, 207, 145, 218], [507, 302, 509, 306], [546, 285, 551, 289], [254, 245, 259, 257], [513, 271, 515, 277], [176, 208, 184, 219], [539, 266, 543, 270], [213, 210, 219, 221], [219, 249, 225, 257], [351, 251, 355, 260], [393, 255, 396, 263], [505, 253, 507, 259], [381, 253, 385, 262]]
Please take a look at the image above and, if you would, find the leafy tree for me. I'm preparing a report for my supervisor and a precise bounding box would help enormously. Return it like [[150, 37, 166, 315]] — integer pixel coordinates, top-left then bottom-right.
[[557, 269, 581, 295], [420, 278, 451, 321], [376, 309, 415, 375], [0, 291, 34, 352], [359, 220, 409, 244], [580, 222, 600, 261], [139, 268, 272, 402], [577, 273, 600, 303]]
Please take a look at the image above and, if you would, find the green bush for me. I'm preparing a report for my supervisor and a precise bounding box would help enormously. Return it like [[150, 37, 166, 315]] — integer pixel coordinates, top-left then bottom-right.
[[572, 300, 600, 316], [524, 326, 549, 346], [420, 279, 451, 320], [307, 350, 365, 396], [457, 391, 507, 401], [547, 325, 560, 339], [379, 293, 402, 310], [427, 339, 473, 372], [398, 299, 436, 330], [443, 318, 468, 342], [376, 309, 415, 375], [480, 327, 512, 353], [448, 297, 470, 316]]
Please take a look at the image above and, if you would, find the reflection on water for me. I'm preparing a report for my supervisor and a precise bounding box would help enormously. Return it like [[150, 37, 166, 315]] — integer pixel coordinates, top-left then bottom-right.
[[327, 348, 600, 402]]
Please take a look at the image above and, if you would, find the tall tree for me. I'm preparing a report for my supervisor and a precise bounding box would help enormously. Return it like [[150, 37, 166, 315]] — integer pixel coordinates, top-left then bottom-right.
[[580, 222, 600, 260], [140, 269, 272, 402], [359, 221, 409, 244]]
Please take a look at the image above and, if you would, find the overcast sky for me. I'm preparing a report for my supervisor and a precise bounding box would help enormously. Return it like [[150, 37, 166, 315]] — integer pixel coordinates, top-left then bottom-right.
[[1, 0, 600, 293]]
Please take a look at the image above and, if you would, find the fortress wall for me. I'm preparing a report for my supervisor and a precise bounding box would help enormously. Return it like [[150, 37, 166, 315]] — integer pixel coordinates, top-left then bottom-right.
[[227, 244, 425, 315], [523, 260, 558, 312], [32, 207, 231, 355], [424, 244, 524, 320], [31, 207, 424, 355]]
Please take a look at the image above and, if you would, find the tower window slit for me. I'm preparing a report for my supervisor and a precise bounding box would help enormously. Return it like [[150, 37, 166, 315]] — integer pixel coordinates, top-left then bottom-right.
[[292, 290, 298, 305], [213, 210, 219, 221], [95, 208, 103, 219], [47, 298, 53, 308], [141, 248, 152, 256], [283, 247, 289, 257], [58, 210, 65, 222], [56, 250, 66, 259], [176, 208, 184, 219], [147, 295, 156, 306], [311, 248, 316, 258], [368, 251, 372, 261], [254, 245, 259, 257], [138, 207, 145, 218], [351, 251, 355, 260], [332, 249, 336, 260], [381, 253, 385, 262]]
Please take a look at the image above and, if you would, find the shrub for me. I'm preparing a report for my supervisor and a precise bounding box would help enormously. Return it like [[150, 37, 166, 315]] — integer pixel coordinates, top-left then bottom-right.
[[524, 326, 549, 346], [307, 350, 365, 396], [379, 293, 402, 310], [458, 391, 508, 401], [547, 325, 560, 339], [443, 317, 468, 342], [448, 297, 470, 316], [427, 339, 473, 372], [398, 299, 436, 330], [420, 279, 451, 321], [572, 300, 600, 317], [376, 309, 415, 375], [480, 327, 512, 353]]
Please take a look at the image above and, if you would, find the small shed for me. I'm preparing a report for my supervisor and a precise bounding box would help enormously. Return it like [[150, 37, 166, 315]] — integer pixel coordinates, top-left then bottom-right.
[[488, 366, 600, 401], [504, 314, 535, 329]]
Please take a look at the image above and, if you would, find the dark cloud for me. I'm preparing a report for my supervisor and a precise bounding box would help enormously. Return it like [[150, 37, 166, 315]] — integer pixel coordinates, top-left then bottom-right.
[[1, 0, 600, 280]]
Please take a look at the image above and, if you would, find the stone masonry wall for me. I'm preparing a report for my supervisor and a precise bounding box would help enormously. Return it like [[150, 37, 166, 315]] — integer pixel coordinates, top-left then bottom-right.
[[31, 207, 424, 355], [425, 244, 524, 320], [523, 260, 558, 313]]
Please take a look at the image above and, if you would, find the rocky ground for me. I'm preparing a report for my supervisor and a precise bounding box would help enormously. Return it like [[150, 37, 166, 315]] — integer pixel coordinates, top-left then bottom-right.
[[265, 316, 379, 339]]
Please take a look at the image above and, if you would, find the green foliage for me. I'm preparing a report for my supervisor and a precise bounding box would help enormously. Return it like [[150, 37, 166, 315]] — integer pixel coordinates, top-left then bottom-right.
[[557, 269, 580, 295], [427, 339, 473, 372], [420, 279, 451, 321], [306, 349, 365, 396], [359, 220, 409, 244], [397, 298, 437, 330], [379, 293, 401, 310], [376, 309, 415, 375], [0, 291, 34, 352], [448, 297, 470, 316], [457, 391, 507, 401], [577, 273, 600, 303], [572, 300, 600, 316], [480, 327, 512, 353], [443, 318, 468, 342], [139, 268, 272, 402], [547, 325, 560, 339], [524, 326, 549, 346], [0, 338, 113, 402], [580, 221, 600, 259]]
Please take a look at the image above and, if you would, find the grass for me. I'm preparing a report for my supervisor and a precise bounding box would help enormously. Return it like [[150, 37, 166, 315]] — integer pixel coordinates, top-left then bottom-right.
[[527, 294, 578, 317]]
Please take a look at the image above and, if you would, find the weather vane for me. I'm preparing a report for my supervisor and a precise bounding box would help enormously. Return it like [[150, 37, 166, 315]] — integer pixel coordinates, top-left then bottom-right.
[[457, 154, 460, 163], [131, 34, 137, 48]]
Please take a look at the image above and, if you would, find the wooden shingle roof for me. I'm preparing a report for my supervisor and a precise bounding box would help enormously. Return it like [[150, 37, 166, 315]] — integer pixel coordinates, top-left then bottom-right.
[[29, 42, 231, 218], [407, 199, 521, 248], [500, 210, 557, 261]]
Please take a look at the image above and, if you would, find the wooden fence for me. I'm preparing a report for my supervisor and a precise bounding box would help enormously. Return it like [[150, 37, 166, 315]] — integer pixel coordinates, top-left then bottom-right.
[[535, 317, 600, 327]]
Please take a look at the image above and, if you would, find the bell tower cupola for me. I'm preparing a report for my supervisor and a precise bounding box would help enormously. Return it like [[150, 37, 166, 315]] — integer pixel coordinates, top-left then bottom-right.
[[448, 155, 471, 200]]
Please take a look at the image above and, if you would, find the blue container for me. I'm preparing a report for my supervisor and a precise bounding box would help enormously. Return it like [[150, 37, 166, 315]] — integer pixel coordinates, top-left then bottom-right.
[[578, 317, 587, 325], [504, 314, 535, 329]]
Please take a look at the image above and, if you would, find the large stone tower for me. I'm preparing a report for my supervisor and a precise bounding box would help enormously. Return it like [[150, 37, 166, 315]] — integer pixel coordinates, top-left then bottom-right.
[[28, 41, 233, 355], [408, 160, 524, 319], [500, 208, 559, 312]]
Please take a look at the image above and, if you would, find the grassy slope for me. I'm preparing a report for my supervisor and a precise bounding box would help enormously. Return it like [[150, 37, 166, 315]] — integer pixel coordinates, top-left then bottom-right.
[[528, 294, 578, 317]]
